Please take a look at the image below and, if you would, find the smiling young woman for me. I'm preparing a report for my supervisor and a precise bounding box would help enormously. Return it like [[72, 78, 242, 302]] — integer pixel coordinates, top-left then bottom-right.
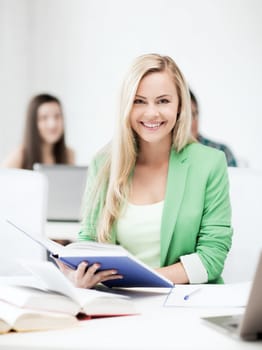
[[55, 53, 233, 289]]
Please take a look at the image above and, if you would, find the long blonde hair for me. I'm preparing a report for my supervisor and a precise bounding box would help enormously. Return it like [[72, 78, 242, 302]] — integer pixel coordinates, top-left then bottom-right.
[[84, 53, 193, 242]]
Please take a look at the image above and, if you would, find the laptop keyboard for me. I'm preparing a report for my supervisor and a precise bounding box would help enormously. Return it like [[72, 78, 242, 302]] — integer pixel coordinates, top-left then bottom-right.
[[228, 314, 241, 324], [203, 314, 242, 333], [221, 315, 242, 330]]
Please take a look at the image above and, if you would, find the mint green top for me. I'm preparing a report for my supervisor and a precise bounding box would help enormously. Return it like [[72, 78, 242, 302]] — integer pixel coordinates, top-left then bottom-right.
[[117, 201, 164, 268], [79, 143, 233, 284]]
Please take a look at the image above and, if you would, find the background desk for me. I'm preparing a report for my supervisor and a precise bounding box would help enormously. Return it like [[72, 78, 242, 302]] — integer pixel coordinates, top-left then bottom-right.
[[45, 221, 80, 242], [0, 282, 261, 350]]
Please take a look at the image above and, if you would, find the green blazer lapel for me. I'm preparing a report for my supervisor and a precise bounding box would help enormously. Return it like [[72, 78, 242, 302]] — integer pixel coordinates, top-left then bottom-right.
[[160, 147, 189, 265]]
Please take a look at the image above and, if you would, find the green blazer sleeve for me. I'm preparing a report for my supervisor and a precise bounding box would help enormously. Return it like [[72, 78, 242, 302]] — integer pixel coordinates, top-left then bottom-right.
[[161, 143, 233, 283], [78, 154, 107, 241]]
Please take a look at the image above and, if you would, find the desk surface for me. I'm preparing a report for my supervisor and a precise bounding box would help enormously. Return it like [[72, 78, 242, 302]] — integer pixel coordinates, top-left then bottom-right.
[[0, 281, 261, 350]]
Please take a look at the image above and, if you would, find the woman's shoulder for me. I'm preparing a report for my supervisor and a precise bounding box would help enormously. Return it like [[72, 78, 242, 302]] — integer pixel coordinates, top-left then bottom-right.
[[176, 143, 228, 183], [90, 145, 110, 166], [184, 142, 226, 164], [1, 145, 24, 168], [66, 147, 75, 164], [175, 142, 228, 176]]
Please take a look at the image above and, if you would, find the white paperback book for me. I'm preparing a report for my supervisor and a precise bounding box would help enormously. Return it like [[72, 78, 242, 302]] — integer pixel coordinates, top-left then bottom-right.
[[0, 300, 77, 334], [1, 260, 136, 317]]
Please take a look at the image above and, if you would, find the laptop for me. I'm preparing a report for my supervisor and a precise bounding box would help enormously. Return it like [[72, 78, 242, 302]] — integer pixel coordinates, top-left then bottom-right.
[[202, 251, 262, 341], [0, 169, 47, 275], [33, 164, 88, 222]]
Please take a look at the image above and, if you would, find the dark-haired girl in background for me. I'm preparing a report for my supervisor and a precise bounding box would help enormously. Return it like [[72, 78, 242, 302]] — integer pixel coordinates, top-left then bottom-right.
[[1, 93, 74, 169]]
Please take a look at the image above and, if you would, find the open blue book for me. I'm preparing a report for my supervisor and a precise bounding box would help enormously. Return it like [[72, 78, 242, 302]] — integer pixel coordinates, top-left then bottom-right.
[[7, 220, 173, 288]]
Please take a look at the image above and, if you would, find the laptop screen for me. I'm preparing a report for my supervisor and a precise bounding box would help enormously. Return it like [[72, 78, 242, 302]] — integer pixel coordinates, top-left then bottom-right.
[[34, 164, 88, 222], [202, 251, 262, 341]]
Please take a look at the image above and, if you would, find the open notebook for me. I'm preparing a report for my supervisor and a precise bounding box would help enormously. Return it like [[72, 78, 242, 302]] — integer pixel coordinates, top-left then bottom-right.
[[202, 250, 262, 341]]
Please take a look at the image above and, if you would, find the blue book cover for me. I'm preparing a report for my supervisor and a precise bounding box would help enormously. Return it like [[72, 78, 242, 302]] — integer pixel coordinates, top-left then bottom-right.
[[7, 220, 173, 288], [59, 254, 173, 288]]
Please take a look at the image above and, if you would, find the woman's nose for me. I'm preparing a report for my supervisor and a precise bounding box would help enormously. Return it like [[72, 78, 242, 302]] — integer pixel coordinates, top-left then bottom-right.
[[143, 103, 160, 118], [46, 116, 58, 128]]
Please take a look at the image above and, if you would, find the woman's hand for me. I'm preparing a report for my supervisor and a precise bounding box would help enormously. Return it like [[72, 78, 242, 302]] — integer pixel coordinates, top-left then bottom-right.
[[54, 259, 123, 289]]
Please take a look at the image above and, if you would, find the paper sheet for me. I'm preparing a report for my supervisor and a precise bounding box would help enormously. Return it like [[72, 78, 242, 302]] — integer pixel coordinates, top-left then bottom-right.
[[163, 282, 251, 307]]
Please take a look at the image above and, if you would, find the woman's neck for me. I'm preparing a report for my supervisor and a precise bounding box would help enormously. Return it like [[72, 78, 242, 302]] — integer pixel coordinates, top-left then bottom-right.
[[137, 138, 171, 167], [41, 143, 55, 164]]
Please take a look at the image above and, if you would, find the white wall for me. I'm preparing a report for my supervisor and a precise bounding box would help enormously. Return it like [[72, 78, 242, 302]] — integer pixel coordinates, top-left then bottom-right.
[[0, 0, 32, 158], [1, 0, 262, 168]]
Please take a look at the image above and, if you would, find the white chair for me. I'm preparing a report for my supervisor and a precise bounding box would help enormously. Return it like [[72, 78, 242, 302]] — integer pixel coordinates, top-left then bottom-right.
[[0, 169, 48, 275], [222, 167, 262, 283]]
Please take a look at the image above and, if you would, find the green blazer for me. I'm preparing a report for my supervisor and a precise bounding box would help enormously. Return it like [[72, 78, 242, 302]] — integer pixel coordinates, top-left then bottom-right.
[[79, 143, 233, 283]]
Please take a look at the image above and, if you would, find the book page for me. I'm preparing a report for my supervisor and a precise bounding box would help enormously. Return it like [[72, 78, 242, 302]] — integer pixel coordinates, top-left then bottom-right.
[[0, 300, 77, 333], [62, 241, 127, 257], [6, 219, 64, 254], [17, 261, 136, 317], [164, 282, 251, 307], [66, 240, 127, 252], [80, 294, 136, 315], [20, 261, 129, 310], [20, 260, 82, 303], [0, 316, 10, 333], [0, 285, 79, 315]]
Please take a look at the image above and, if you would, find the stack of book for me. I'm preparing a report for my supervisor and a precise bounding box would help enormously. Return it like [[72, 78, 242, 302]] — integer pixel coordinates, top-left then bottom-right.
[[0, 297, 77, 334], [1, 220, 173, 334], [0, 261, 136, 334]]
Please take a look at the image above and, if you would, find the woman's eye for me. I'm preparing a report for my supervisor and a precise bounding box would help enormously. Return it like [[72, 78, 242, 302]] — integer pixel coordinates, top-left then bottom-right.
[[38, 115, 48, 122], [158, 98, 170, 104], [133, 99, 145, 104]]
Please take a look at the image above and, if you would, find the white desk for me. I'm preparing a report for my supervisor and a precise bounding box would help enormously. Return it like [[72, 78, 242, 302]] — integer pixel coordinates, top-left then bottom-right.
[[0, 284, 261, 350], [45, 221, 80, 242]]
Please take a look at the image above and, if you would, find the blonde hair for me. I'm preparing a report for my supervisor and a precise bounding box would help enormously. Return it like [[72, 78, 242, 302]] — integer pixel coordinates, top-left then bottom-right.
[[84, 53, 193, 242]]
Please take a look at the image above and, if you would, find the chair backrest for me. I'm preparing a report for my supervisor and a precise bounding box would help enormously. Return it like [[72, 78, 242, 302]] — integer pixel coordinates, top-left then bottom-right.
[[0, 169, 48, 275], [222, 167, 262, 283]]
